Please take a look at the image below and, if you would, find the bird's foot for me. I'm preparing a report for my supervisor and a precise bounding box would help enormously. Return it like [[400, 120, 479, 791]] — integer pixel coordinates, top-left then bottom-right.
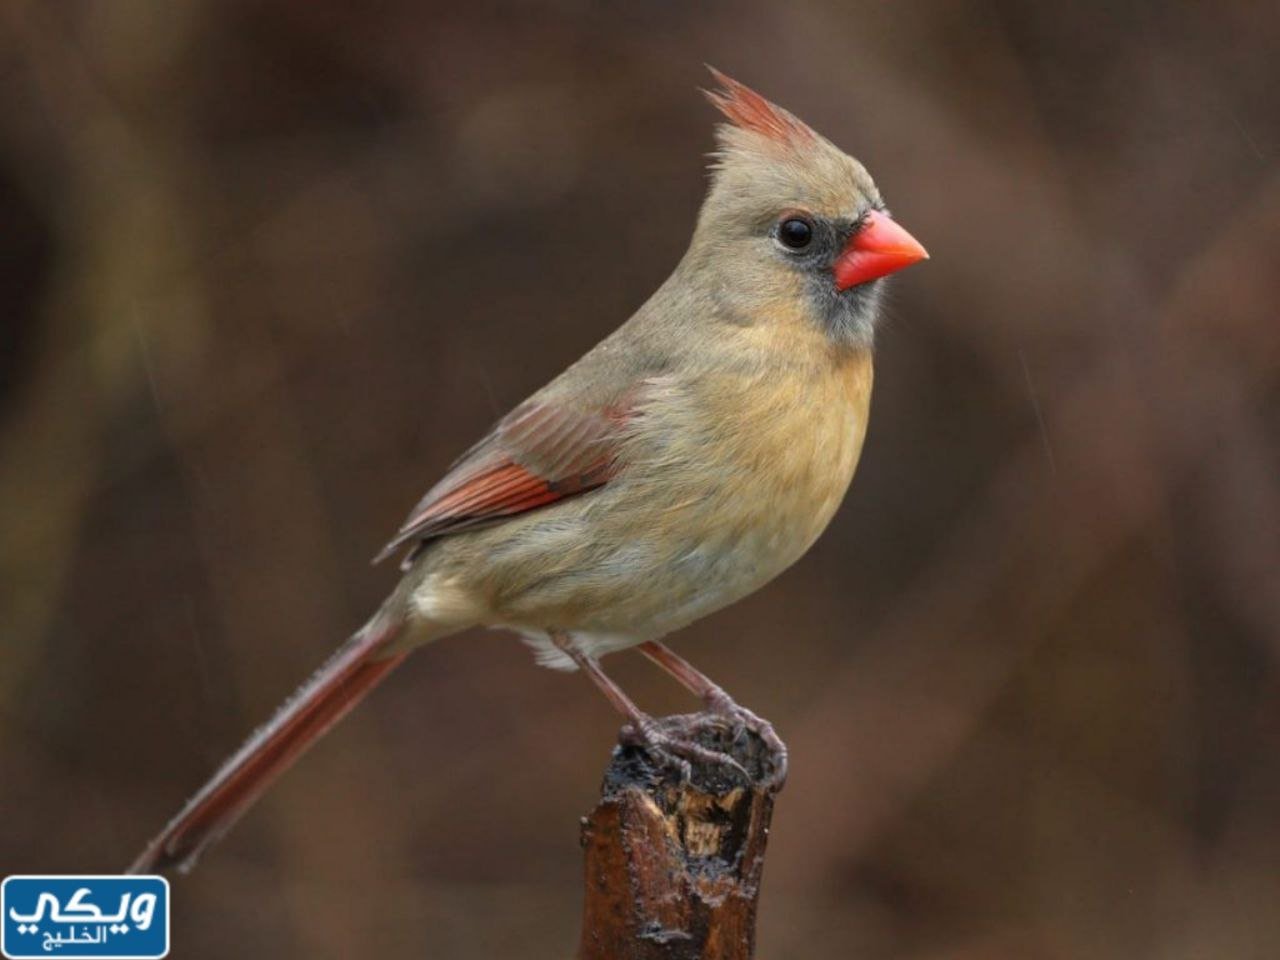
[[619, 714, 749, 784], [704, 693, 788, 788]]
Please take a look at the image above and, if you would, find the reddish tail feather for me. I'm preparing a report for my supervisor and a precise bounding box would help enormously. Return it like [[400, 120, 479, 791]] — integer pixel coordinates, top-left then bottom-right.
[[128, 617, 408, 874]]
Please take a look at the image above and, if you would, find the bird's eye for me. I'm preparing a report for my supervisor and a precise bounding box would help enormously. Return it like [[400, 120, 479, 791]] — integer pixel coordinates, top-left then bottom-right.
[[777, 217, 814, 250]]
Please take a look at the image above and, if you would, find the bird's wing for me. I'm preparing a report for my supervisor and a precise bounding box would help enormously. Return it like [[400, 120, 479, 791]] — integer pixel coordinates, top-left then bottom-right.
[[374, 397, 631, 565]]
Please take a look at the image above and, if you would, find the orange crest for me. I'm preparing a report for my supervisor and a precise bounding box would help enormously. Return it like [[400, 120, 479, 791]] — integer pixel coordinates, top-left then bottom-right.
[[703, 67, 816, 148]]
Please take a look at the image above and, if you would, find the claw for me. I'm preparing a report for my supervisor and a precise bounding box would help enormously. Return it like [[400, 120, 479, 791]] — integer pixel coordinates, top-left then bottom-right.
[[706, 695, 788, 787], [621, 716, 750, 782]]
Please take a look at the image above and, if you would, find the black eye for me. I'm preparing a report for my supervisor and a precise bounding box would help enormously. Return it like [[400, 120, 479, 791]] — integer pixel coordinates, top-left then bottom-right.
[[777, 217, 813, 250]]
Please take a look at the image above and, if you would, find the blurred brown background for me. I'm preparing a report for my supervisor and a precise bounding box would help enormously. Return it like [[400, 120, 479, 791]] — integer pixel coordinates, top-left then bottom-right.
[[1, 1, 1277, 958]]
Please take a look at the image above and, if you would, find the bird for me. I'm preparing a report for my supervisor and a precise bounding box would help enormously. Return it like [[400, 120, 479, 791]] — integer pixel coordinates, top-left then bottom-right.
[[128, 68, 928, 875]]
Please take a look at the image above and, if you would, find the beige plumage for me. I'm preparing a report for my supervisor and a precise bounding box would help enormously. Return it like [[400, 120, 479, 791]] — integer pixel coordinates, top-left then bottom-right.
[[130, 68, 927, 874]]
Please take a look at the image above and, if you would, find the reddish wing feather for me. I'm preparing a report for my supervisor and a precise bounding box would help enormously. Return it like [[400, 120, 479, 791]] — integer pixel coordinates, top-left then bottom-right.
[[375, 399, 626, 564]]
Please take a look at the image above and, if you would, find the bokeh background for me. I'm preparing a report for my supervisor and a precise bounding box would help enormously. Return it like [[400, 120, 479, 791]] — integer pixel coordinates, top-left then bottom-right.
[[2, 2, 1277, 957]]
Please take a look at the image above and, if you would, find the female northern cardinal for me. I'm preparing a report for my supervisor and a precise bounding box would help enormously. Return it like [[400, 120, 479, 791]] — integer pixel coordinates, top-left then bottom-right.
[[130, 68, 927, 874]]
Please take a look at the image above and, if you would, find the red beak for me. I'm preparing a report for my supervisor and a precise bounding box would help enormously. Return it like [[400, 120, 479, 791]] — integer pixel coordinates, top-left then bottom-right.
[[832, 210, 929, 291]]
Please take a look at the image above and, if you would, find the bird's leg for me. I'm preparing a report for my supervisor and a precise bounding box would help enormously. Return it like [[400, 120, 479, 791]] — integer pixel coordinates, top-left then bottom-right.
[[639, 640, 788, 785], [551, 632, 747, 781]]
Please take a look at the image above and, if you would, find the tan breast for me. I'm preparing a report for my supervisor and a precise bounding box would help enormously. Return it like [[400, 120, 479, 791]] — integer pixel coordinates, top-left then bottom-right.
[[622, 341, 874, 586], [702, 348, 872, 558]]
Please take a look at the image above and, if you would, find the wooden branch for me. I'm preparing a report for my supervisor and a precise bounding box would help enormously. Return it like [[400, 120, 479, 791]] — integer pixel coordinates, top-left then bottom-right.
[[577, 713, 785, 960]]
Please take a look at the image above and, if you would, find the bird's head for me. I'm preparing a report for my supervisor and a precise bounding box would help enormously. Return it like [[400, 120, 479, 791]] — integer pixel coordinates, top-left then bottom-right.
[[689, 68, 927, 349]]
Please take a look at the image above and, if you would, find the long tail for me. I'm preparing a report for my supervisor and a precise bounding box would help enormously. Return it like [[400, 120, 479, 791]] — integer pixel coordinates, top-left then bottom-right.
[[128, 611, 412, 875]]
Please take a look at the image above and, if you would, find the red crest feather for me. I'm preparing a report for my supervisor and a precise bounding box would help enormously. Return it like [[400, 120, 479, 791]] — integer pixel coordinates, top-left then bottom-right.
[[703, 67, 816, 148]]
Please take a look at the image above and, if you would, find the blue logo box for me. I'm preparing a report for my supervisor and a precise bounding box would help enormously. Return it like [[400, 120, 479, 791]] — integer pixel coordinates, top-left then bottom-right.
[[2, 876, 169, 959]]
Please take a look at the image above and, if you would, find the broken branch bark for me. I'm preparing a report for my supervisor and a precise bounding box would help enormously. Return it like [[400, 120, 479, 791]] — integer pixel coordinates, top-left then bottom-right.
[[577, 713, 785, 960]]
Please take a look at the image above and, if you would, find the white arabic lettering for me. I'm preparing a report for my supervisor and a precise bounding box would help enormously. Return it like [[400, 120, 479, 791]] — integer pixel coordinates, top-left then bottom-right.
[[128, 892, 157, 932]]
